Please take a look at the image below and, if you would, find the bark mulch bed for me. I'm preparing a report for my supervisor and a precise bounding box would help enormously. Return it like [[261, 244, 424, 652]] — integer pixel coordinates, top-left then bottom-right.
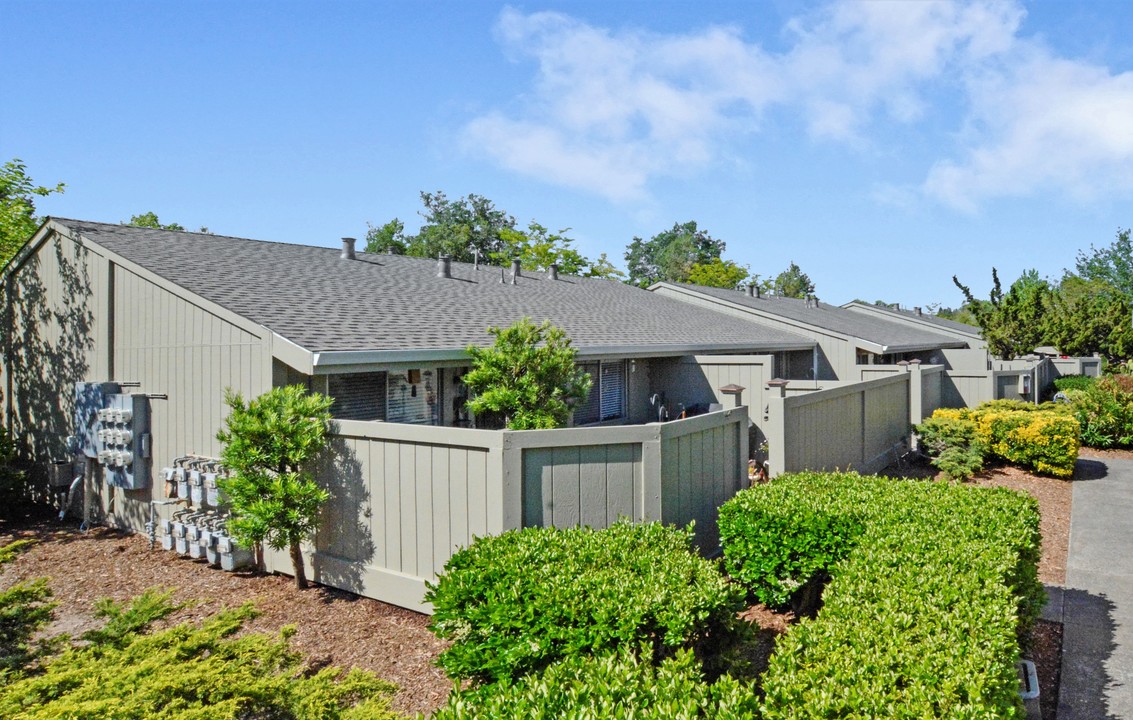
[[0, 508, 450, 717], [1, 454, 1091, 717]]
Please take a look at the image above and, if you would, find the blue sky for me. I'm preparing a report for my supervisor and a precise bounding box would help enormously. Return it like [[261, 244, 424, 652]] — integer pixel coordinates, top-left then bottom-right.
[[4, 1, 1132, 308]]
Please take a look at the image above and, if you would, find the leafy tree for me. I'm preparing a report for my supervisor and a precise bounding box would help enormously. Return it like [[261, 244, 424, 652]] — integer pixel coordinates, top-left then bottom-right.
[[1045, 275, 1133, 361], [363, 218, 407, 254], [584, 252, 625, 280], [772, 261, 815, 298], [687, 258, 751, 289], [934, 305, 981, 326], [492, 222, 590, 275], [953, 269, 1055, 359], [0, 159, 64, 268], [464, 318, 592, 430], [1075, 228, 1133, 299], [217, 386, 334, 590], [381, 191, 517, 263], [126, 212, 185, 231], [624, 221, 726, 288]]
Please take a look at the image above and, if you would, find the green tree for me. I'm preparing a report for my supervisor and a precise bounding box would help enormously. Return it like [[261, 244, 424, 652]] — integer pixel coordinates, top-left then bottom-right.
[[624, 221, 727, 288], [0, 159, 64, 268], [216, 386, 334, 590], [953, 269, 1055, 359], [492, 222, 590, 275], [1075, 228, 1133, 299], [584, 252, 625, 280], [687, 258, 751, 288], [464, 318, 592, 430], [390, 191, 516, 262], [1046, 275, 1133, 361], [772, 261, 815, 298], [363, 218, 407, 254], [126, 212, 185, 232]]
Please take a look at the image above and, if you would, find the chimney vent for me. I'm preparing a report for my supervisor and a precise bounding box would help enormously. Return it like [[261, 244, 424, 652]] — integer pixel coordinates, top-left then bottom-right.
[[746, 284, 755, 297], [511, 259, 521, 285], [915, 306, 922, 316], [340, 237, 356, 260], [549, 263, 559, 281], [755, 286, 762, 299], [437, 255, 452, 279]]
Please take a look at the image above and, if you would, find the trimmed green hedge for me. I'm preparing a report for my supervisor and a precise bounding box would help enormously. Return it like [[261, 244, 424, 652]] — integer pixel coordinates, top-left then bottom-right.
[[1054, 374, 1096, 392], [424, 521, 745, 685], [719, 472, 1043, 719], [429, 647, 760, 720]]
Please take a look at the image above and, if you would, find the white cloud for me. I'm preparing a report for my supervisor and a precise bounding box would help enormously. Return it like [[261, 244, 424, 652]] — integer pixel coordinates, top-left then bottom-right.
[[464, 2, 1133, 211], [924, 48, 1133, 210]]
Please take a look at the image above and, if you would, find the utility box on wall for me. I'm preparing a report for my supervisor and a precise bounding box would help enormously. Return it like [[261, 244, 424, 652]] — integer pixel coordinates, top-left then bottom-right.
[[97, 393, 151, 490], [73, 382, 120, 457], [74, 382, 152, 490]]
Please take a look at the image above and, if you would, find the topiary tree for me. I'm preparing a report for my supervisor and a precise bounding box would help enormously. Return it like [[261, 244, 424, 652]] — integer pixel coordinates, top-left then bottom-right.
[[217, 385, 334, 589], [463, 318, 591, 430]]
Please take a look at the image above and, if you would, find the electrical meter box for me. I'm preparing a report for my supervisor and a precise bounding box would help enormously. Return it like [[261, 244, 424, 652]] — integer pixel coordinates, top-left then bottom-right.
[[74, 382, 121, 457], [98, 393, 151, 490]]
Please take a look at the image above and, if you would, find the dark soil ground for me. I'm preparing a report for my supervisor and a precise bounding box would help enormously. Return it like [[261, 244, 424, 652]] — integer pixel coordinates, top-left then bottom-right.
[[2, 453, 1092, 718]]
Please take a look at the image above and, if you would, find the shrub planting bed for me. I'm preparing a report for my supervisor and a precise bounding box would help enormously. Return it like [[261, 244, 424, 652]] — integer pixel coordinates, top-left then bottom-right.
[[719, 472, 1043, 719], [919, 401, 1079, 479]]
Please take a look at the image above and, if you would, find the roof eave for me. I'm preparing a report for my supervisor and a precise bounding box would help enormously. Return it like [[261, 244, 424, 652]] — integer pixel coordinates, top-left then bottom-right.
[[310, 340, 817, 371]]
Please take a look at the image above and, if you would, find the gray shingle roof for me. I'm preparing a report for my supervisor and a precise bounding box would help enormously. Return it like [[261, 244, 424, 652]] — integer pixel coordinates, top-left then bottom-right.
[[841, 301, 984, 338], [54, 219, 815, 356], [657, 283, 968, 353]]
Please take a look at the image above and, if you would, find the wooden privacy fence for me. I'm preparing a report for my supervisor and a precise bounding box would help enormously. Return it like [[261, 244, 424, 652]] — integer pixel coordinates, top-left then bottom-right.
[[764, 365, 944, 478], [265, 407, 749, 612]]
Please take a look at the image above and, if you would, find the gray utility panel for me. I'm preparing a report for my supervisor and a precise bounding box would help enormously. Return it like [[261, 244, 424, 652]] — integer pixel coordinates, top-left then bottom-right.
[[73, 382, 153, 490]]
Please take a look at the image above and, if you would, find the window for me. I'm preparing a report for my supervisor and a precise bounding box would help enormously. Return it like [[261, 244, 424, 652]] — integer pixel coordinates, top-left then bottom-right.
[[327, 372, 387, 421], [573, 360, 627, 425]]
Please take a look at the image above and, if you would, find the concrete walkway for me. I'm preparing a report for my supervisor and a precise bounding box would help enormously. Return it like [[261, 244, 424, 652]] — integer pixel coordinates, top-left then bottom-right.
[[1052, 455, 1133, 719]]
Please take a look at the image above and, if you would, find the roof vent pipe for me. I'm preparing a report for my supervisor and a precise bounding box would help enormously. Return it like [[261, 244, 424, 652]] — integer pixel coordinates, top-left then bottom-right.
[[915, 306, 922, 316], [437, 254, 452, 279], [746, 283, 755, 297], [755, 286, 762, 299], [340, 237, 357, 260], [473, 248, 480, 271], [511, 259, 521, 285], [500, 266, 506, 284], [549, 263, 559, 281]]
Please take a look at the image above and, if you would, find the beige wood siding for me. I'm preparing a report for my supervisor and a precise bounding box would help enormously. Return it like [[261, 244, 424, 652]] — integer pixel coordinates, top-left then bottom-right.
[[2, 230, 108, 460], [112, 264, 270, 475]]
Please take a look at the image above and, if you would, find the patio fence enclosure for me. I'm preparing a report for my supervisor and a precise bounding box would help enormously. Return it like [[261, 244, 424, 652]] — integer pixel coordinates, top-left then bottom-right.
[[266, 406, 748, 612]]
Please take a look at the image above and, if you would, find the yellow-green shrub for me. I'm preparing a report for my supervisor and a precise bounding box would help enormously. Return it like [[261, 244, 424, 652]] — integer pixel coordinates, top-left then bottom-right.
[[918, 403, 1079, 478]]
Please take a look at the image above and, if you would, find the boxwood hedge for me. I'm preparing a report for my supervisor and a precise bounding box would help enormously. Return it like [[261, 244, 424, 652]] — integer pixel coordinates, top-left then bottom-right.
[[428, 647, 761, 720], [719, 472, 1043, 719], [424, 521, 745, 685]]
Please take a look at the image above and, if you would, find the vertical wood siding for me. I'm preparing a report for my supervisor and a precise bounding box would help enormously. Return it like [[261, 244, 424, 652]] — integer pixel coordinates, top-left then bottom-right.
[[2, 231, 107, 460], [113, 266, 270, 496]]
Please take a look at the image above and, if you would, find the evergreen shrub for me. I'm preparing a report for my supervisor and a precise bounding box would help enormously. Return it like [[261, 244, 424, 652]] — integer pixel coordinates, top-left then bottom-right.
[[424, 521, 745, 685], [719, 472, 1043, 719]]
